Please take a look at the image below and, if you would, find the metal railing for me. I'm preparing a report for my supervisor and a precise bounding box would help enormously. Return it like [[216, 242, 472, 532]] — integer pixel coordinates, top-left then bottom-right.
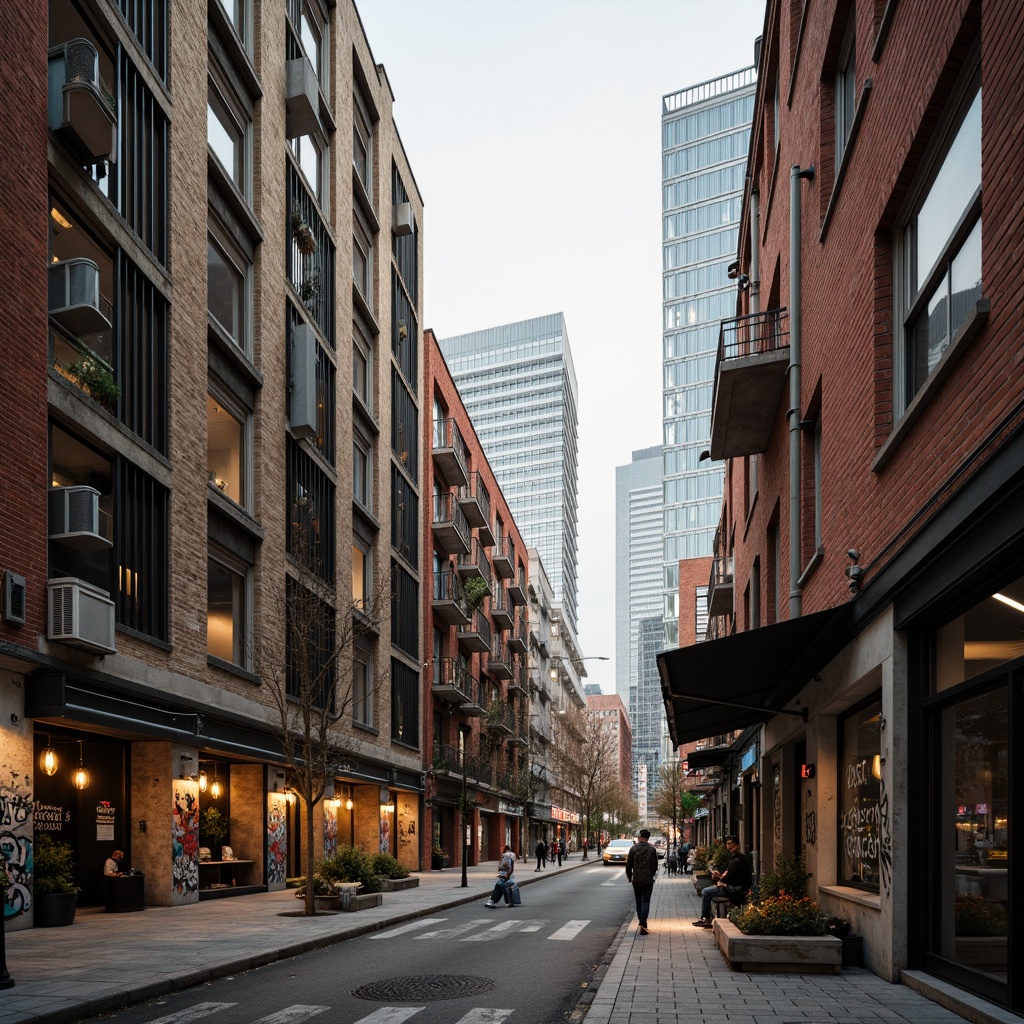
[[718, 306, 789, 363]]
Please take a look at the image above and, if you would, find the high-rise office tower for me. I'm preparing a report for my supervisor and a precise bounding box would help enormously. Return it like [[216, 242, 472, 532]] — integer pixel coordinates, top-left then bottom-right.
[[439, 313, 580, 634], [615, 446, 665, 796], [634, 615, 667, 805], [661, 68, 756, 647]]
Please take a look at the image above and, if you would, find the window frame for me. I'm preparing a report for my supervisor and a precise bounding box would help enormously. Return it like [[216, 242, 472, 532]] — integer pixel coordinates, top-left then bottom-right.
[[207, 218, 252, 355], [352, 645, 374, 728], [353, 89, 373, 197], [837, 692, 883, 892], [353, 214, 373, 307], [207, 69, 252, 202], [834, 10, 857, 172], [353, 434, 371, 512], [207, 544, 252, 670], [207, 386, 252, 513]]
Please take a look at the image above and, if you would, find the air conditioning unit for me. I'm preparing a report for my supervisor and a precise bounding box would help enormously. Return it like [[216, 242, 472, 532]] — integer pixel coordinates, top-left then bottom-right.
[[393, 202, 414, 236], [47, 38, 117, 162], [48, 486, 112, 550], [3, 571, 26, 625], [48, 258, 112, 336], [290, 323, 318, 441], [47, 577, 116, 654]]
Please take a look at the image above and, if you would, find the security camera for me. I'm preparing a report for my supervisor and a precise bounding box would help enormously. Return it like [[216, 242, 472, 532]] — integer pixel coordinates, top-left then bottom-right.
[[847, 549, 860, 562], [846, 565, 864, 593], [737, 274, 750, 290]]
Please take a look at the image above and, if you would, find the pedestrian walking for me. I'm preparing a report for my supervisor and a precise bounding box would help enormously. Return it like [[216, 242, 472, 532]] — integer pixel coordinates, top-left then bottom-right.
[[534, 838, 547, 871], [625, 828, 659, 935], [555, 837, 564, 866], [582, 837, 589, 861]]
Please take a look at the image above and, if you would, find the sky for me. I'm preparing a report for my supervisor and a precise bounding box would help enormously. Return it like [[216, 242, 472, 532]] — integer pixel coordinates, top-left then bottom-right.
[[357, 0, 766, 694]]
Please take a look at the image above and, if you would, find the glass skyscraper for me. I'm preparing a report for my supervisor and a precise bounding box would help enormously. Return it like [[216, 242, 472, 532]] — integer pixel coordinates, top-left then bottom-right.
[[661, 67, 756, 647], [439, 313, 580, 633]]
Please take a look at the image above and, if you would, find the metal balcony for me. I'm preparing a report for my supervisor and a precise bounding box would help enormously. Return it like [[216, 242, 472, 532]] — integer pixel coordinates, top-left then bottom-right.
[[490, 585, 513, 632], [431, 657, 473, 705], [456, 538, 491, 586], [487, 639, 514, 680], [491, 536, 514, 579], [432, 492, 470, 556], [432, 417, 469, 488], [710, 307, 790, 460], [507, 610, 528, 655], [48, 259, 112, 336], [47, 39, 116, 162], [507, 566, 527, 606], [486, 701, 514, 737], [707, 556, 734, 618], [432, 570, 470, 626], [508, 665, 529, 698], [458, 472, 491, 530], [457, 609, 491, 654], [464, 680, 485, 718]]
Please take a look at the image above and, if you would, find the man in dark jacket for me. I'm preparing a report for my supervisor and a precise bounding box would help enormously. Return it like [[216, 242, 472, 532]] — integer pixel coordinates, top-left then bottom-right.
[[625, 828, 659, 934], [693, 835, 752, 927]]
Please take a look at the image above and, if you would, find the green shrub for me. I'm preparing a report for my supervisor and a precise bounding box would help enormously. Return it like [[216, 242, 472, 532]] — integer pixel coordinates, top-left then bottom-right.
[[692, 844, 710, 870], [199, 807, 229, 845], [708, 840, 729, 872], [955, 895, 1008, 937], [33, 834, 80, 895], [67, 356, 121, 411], [317, 846, 382, 894], [754, 854, 810, 902], [729, 893, 829, 936], [371, 852, 409, 879]]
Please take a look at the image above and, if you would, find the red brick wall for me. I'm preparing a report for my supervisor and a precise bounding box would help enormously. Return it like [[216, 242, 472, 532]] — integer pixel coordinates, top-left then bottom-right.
[[0, 0, 49, 643]]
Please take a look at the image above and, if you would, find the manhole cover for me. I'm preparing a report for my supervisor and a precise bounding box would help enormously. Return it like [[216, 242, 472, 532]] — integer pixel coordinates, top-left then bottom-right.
[[353, 975, 496, 1002]]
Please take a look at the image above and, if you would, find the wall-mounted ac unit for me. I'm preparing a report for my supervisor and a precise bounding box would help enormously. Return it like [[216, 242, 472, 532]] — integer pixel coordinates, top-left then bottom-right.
[[48, 258, 112, 336], [290, 323, 318, 441], [285, 56, 321, 139], [47, 38, 117, 162], [48, 486, 112, 550], [3, 571, 26, 625], [393, 202, 414, 236], [47, 577, 116, 654]]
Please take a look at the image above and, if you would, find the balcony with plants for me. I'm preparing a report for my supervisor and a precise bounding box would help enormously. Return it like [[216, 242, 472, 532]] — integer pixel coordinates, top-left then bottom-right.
[[287, 165, 335, 344]]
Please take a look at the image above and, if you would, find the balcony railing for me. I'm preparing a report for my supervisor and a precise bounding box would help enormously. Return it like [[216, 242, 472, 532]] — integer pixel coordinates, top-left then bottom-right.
[[458, 471, 491, 532], [432, 492, 471, 556], [456, 538, 491, 585], [432, 569, 469, 626], [491, 535, 514, 579], [457, 609, 491, 654], [507, 609, 528, 654], [431, 657, 474, 705], [707, 555, 734, 618], [432, 417, 469, 488], [490, 584, 513, 632], [47, 39, 117, 162], [508, 664, 529, 698], [507, 565, 527, 606], [710, 306, 789, 460], [487, 638, 514, 679]]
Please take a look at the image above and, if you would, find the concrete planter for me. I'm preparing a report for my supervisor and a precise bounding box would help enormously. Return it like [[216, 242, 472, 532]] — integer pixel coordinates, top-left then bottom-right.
[[342, 891, 383, 912], [378, 876, 419, 892], [713, 919, 842, 974], [313, 894, 340, 912]]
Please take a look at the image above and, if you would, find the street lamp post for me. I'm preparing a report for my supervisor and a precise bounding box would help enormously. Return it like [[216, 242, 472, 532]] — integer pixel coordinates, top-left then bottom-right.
[[460, 754, 469, 889]]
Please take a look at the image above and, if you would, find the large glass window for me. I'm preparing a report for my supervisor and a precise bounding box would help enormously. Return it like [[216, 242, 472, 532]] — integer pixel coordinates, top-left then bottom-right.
[[838, 695, 882, 891], [207, 551, 248, 666], [352, 542, 368, 609], [208, 229, 249, 351], [207, 92, 244, 190], [207, 393, 247, 510], [353, 438, 370, 511], [900, 74, 981, 411]]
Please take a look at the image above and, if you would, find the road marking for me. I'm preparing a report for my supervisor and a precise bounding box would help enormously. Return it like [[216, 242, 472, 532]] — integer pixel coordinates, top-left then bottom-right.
[[549, 919, 589, 941], [252, 1007, 329, 1024], [417, 919, 493, 939], [454, 1010, 514, 1023], [352, 1009, 425, 1024], [460, 919, 547, 941], [144, 1005, 237, 1024], [369, 918, 447, 939], [600, 880, 617, 886]]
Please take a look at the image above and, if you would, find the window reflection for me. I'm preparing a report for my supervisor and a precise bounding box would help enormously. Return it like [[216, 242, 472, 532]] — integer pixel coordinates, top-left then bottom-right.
[[207, 556, 245, 664], [207, 395, 244, 507]]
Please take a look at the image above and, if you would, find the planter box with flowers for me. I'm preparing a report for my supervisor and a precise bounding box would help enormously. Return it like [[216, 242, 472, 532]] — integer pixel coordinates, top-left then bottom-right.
[[372, 852, 419, 892]]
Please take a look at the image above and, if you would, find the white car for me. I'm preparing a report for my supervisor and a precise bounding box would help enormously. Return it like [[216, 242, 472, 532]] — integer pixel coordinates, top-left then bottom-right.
[[602, 839, 633, 865]]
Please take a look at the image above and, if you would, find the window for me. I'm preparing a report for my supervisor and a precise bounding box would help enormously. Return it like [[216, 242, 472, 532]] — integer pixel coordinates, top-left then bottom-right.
[[300, 1, 326, 86], [353, 437, 370, 510], [835, 11, 856, 170], [208, 227, 250, 352], [207, 83, 248, 196], [353, 92, 373, 194], [838, 695, 882, 891], [899, 71, 981, 412], [353, 648, 373, 727], [353, 219, 373, 305], [207, 550, 248, 667], [289, 134, 326, 207], [352, 541, 369, 609], [207, 392, 248, 510], [215, 0, 249, 51], [353, 327, 371, 411]]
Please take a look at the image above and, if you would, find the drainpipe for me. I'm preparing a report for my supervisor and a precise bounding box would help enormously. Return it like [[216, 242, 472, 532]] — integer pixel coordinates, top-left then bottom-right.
[[789, 165, 814, 619], [749, 188, 760, 319]]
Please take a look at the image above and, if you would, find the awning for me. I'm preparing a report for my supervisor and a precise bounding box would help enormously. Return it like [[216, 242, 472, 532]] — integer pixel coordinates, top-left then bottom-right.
[[686, 747, 733, 770], [657, 608, 840, 745]]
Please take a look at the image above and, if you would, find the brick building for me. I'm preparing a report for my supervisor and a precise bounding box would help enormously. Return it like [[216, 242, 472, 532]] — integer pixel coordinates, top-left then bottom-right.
[[1, 0, 425, 925], [423, 329, 531, 866], [659, 0, 1024, 1014], [586, 693, 633, 792]]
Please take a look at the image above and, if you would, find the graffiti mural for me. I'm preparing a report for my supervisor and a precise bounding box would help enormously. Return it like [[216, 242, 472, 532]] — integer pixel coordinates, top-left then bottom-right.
[[878, 774, 892, 896], [267, 795, 286, 884], [172, 785, 200, 897], [323, 802, 337, 859], [1, 766, 33, 919]]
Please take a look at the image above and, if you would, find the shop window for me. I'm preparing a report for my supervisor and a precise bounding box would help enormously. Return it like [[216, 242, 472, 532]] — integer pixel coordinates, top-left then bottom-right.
[[838, 694, 883, 891]]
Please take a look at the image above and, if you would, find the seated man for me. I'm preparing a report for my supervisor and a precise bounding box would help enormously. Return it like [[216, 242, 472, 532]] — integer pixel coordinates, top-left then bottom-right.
[[693, 835, 752, 927], [484, 844, 516, 908]]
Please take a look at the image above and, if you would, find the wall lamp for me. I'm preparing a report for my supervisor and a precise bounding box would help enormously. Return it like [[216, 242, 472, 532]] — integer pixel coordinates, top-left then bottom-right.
[[845, 548, 864, 593]]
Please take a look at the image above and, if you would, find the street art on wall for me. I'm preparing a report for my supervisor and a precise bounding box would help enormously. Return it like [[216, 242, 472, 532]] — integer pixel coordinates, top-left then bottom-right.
[[267, 795, 286, 884], [172, 784, 200, 897], [1, 766, 33, 919], [323, 801, 337, 859]]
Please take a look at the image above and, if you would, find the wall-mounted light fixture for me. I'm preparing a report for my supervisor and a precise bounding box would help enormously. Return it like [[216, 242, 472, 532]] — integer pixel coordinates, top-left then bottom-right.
[[72, 740, 90, 791], [41, 736, 59, 777], [846, 549, 864, 593]]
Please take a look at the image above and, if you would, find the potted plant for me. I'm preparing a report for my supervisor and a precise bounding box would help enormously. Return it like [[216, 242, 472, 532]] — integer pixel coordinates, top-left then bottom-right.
[[33, 834, 80, 927], [199, 807, 229, 860], [66, 355, 121, 411], [372, 852, 418, 891], [431, 843, 449, 870], [291, 212, 317, 257], [462, 576, 489, 615]]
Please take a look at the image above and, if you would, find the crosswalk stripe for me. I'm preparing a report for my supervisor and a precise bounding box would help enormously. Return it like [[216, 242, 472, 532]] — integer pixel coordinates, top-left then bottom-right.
[[460, 919, 547, 941], [600, 881, 617, 886], [144, 1004, 237, 1024], [351, 1009, 425, 1024], [418, 919, 492, 939], [369, 918, 447, 939], [251, 1007, 329, 1024], [548, 919, 589, 941], [453, 1010, 514, 1024]]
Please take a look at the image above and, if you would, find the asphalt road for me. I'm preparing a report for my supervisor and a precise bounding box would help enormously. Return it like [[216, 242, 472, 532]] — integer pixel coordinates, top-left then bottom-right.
[[81, 862, 635, 1024]]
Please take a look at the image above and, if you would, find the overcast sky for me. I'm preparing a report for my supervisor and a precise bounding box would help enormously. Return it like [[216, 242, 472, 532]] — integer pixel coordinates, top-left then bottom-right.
[[357, 0, 765, 693]]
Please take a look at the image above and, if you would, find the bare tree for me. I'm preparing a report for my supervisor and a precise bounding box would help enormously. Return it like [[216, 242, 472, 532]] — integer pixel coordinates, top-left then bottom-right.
[[652, 761, 699, 843], [254, 534, 391, 917], [551, 705, 617, 850]]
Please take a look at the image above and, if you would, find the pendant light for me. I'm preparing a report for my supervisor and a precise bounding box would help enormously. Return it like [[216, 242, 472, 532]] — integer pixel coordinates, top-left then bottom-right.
[[211, 766, 222, 800], [41, 736, 59, 777], [72, 740, 90, 790], [198, 769, 208, 793]]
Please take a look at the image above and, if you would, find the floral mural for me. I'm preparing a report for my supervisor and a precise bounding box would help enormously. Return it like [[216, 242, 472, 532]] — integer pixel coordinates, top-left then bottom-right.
[[267, 795, 287, 884], [172, 784, 200, 897], [323, 801, 337, 859], [1, 766, 33, 919]]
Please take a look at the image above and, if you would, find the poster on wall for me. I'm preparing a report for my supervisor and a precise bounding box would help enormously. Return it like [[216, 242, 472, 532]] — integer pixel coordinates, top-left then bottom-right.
[[172, 783, 200, 897], [323, 801, 338, 859], [96, 801, 115, 841], [267, 795, 287, 884]]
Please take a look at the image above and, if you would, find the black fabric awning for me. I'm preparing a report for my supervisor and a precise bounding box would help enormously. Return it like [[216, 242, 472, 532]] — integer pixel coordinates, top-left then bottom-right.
[[657, 608, 840, 745], [685, 747, 733, 770]]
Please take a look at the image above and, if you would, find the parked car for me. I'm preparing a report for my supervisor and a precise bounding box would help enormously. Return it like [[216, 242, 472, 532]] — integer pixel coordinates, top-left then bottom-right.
[[602, 839, 633, 865], [652, 837, 667, 859]]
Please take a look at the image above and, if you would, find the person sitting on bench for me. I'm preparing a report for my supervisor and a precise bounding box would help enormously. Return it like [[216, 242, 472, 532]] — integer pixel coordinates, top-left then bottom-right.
[[693, 835, 751, 927]]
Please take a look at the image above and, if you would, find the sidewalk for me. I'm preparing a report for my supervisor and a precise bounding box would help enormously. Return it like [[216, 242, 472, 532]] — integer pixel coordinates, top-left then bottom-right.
[[0, 859, 1014, 1024]]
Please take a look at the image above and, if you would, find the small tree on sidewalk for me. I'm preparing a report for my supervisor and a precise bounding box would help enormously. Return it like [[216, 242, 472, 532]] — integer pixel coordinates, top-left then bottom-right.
[[254, 527, 391, 917], [551, 705, 617, 851]]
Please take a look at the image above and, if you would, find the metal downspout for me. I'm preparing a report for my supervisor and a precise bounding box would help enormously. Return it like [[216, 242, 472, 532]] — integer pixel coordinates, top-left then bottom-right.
[[749, 189, 760, 318], [789, 165, 814, 619]]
